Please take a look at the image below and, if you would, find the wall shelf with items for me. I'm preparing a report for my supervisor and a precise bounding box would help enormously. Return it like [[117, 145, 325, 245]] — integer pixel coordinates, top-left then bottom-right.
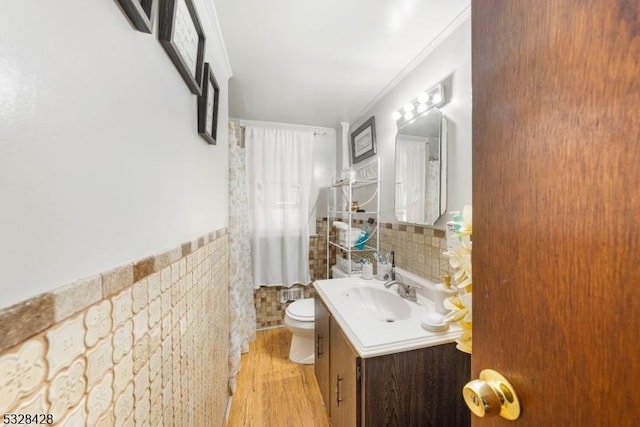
[[326, 157, 380, 278]]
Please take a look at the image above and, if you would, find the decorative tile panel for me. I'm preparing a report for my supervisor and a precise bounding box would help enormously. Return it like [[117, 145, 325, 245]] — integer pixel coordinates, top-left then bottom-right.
[[120, 415, 135, 427], [150, 398, 162, 427], [134, 389, 150, 424], [134, 364, 149, 401], [85, 337, 113, 387], [113, 351, 133, 396], [161, 292, 171, 319], [114, 383, 134, 426], [133, 335, 149, 375], [0, 339, 47, 414], [95, 409, 114, 427], [12, 389, 48, 416], [112, 321, 133, 364], [58, 398, 86, 427], [48, 359, 86, 423], [149, 348, 161, 382], [148, 298, 161, 328], [158, 269, 170, 297], [86, 372, 113, 426], [111, 289, 132, 330], [85, 300, 112, 348], [46, 314, 86, 380], [132, 279, 148, 314], [150, 374, 162, 408], [149, 324, 161, 353], [148, 272, 162, 301], [133, 307, 148, 343]]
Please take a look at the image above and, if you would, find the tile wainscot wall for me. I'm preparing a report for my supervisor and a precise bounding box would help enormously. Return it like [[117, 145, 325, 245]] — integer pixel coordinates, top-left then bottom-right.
[[0, 229, 230, 427]]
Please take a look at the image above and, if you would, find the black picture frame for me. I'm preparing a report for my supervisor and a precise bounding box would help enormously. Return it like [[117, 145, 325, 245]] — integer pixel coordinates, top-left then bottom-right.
[[116, 0, 155, 33], [350, 116, 377, 164], [158, 0, 206, 95], [198, 63, 220, 145]]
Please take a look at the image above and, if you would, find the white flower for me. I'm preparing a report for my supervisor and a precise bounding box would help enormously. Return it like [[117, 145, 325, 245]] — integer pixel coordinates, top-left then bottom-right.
[[442, 205, 473, 353]]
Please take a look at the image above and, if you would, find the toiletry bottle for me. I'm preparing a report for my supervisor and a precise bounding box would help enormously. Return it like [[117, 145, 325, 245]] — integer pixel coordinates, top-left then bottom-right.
[[355, 218, 375, 250], [446, 210, 462, 251], [434, 274, 458, 315]]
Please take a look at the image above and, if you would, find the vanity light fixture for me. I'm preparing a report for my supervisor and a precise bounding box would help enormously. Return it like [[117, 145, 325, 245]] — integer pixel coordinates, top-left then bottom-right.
[[392, 82, 447, 124]]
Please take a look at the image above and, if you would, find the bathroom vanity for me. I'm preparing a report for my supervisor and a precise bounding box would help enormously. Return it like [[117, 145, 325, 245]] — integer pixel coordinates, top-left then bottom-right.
[[314, 277, 470, 427]]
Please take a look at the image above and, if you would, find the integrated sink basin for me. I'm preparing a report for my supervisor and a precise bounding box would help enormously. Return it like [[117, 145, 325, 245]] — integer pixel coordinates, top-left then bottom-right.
[[345, 287, 410, 322], [314, 275, 463, 357]]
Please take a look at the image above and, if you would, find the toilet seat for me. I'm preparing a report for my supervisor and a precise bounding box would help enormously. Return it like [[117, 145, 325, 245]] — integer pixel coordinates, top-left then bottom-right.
[[286, 298, 314, 322]]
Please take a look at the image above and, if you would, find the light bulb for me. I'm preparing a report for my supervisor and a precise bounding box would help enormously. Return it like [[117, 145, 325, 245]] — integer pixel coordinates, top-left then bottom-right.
[[432, 93, 442, 104], [391, 111, 402, 121], [417, 92, 429, 104], [403, 103, 415, 113], [403, 111, 414, 121], [417, 103, 428, 113]]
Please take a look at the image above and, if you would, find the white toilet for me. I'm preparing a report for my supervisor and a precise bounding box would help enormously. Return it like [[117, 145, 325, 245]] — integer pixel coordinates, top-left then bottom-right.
[[284, 298, 315, 364]]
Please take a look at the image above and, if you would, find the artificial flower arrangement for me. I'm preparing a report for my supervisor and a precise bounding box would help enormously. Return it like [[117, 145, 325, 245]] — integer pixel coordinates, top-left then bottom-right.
[[443, 205, 473, 354]]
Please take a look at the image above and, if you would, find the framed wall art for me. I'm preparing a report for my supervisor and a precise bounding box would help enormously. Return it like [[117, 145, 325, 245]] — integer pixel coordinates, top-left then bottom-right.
[[197, 63, 220, 145], [350, 116, 377, 164], [158, 0, 206, 95], [116, 0, 155, 33]]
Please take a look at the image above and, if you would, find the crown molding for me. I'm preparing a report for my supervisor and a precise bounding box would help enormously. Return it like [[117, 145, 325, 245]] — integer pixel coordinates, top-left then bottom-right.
[[200, 0, 233, 78]]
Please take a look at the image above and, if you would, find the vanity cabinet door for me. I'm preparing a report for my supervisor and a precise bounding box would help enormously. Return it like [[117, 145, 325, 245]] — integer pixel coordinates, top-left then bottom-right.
[[329, 318, 360, 427], [314, 297, 331, 412], [361, 343, 470, 427]]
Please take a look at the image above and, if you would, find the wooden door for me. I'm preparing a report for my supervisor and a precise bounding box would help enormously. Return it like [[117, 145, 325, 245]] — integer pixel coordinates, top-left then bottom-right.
[[314, 297, 331, 413], [330, 319, 360, 427], [472, 1, 640, 425]]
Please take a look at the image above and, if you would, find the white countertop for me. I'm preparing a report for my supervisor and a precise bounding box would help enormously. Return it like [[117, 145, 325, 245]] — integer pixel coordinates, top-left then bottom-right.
[[314, 275, 463, 358]]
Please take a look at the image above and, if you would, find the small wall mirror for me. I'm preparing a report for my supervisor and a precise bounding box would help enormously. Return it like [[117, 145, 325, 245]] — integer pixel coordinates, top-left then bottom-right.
[[394, 108, 447, 225]]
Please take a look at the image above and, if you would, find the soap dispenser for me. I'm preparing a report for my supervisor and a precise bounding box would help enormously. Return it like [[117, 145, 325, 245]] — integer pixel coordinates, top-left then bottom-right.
[[434, 274, 458, 315]]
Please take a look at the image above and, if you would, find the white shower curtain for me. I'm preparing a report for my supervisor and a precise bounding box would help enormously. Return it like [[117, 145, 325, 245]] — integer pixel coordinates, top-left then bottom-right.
[[227, 123, 256, 393], [396, 135, 427, 222], [245, 126, 314, 288]]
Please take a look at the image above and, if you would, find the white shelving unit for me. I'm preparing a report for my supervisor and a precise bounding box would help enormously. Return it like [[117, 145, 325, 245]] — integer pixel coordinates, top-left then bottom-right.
[[326, 157, 380, 278]]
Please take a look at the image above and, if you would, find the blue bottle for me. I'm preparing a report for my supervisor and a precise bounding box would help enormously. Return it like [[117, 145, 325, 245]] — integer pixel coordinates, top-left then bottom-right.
[[355, 218, 375, 250]]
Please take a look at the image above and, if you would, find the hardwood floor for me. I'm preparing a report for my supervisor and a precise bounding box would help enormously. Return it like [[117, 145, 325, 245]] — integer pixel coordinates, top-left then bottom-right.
[[226, 327, 331, 427]]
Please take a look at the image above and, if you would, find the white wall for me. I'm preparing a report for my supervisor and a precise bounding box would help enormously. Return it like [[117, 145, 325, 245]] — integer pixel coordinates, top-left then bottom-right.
[[350, 18, 472, 226], [0, 0, 231, 308]]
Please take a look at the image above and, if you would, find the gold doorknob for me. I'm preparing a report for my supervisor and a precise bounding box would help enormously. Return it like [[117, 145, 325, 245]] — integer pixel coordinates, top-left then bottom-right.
[[463, 369, 521, 420]]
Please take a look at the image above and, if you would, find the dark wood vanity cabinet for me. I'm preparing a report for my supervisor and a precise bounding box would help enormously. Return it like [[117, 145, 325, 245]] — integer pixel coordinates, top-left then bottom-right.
[[314, 297, 471, 427], [361, 343, 470, 427], [314, 297, 331, 413]]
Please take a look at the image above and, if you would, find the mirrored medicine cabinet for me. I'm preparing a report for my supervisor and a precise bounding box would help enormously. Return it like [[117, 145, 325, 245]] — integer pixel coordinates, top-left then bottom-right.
[[394, 108, 447, 226]]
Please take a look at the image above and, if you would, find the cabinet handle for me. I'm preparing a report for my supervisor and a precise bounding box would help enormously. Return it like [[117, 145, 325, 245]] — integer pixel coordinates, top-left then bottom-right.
[[336, 375, 344, 406], [316, 335, 323, 357]]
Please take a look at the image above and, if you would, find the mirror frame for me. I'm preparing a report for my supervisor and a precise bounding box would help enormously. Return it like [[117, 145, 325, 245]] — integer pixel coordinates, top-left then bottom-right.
[[394, 108, 447, 226]]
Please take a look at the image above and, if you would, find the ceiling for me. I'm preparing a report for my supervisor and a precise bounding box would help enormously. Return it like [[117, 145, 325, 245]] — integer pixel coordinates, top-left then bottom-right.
[[213, 0, 470, 129]]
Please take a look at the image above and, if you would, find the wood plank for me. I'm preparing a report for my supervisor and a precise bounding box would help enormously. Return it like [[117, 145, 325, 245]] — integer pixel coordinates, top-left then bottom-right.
[[226, 327, 331, 427]]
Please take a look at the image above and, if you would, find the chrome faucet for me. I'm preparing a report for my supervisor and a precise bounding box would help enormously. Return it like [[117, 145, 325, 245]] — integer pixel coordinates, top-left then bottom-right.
[[384, 279, 419, 302]]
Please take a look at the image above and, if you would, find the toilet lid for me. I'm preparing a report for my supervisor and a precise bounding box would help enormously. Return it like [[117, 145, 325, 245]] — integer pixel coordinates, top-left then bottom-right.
[[286, 298, 315, 322]]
